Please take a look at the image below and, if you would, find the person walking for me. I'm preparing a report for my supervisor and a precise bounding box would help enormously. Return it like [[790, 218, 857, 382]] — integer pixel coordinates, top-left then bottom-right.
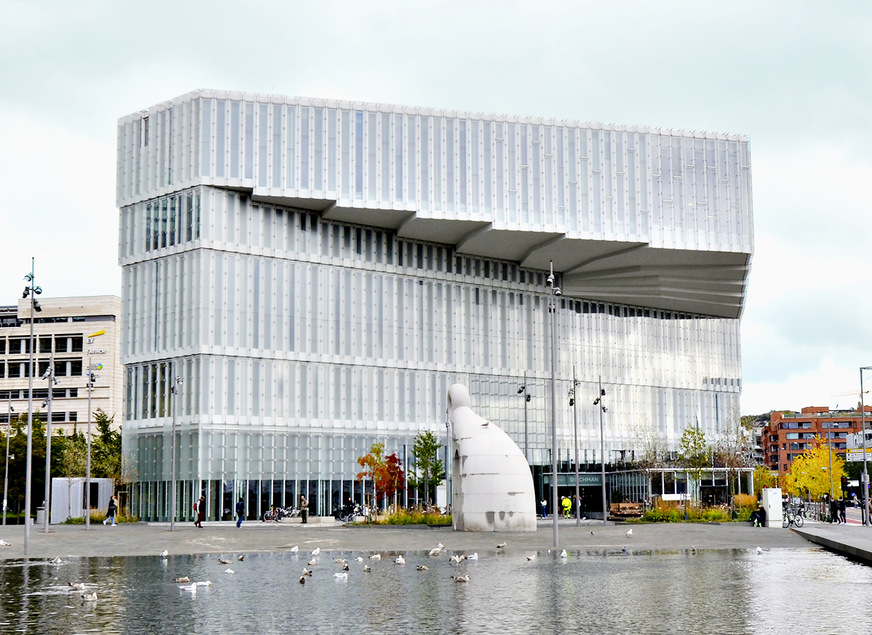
[[195, 496, 205, 528], [300, 495, 308, 524], [103, 495, 117, 526], [235, 497, 244, 528], [540, 498, 547, 518], [561, 495, 572, 519]]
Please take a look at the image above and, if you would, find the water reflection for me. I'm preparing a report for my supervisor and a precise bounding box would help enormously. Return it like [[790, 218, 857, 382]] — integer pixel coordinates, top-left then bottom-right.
[[1, 547, 870, 634]]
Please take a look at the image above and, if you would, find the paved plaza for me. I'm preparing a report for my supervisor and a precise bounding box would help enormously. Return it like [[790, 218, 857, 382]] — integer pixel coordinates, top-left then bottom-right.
[[0, 518, 813, 560]]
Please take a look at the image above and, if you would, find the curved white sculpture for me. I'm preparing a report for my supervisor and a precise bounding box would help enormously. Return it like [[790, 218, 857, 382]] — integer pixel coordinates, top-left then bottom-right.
[[448, 384, 537, 532]]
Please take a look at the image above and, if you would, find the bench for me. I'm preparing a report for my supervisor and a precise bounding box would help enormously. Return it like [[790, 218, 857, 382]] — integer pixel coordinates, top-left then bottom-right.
[[609, 502, 642, 517]]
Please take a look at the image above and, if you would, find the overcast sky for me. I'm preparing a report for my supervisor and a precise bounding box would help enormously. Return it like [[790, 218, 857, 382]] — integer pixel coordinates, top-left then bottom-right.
[[2, 1, 870, 415]]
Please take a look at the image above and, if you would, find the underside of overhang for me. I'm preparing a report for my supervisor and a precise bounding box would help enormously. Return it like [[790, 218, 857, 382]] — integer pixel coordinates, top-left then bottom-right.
[[244, 190, 750, 318]]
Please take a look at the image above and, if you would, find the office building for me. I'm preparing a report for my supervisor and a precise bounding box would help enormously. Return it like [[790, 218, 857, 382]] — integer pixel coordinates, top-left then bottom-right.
[[117, 90, 753, 521]]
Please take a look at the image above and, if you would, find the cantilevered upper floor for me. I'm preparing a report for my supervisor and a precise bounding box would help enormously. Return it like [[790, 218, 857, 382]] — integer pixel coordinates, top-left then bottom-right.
[[117, 90, 753, 318]]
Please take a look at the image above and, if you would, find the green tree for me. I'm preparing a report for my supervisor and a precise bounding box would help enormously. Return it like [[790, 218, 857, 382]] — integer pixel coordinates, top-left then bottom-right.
[[3, 411, 47, 518], [91, 409, 121, 480], [409, 431, 444, 505], [678, 427, 709, 506]]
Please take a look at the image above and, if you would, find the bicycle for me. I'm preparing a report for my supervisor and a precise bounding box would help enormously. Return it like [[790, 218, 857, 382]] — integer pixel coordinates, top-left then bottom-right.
[[782, 507, 804, 528]]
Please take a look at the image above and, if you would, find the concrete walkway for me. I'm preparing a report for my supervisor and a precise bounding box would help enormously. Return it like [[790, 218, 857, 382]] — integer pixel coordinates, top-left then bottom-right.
[[794, 523, 872, 564], [0, 518, 810, 560]]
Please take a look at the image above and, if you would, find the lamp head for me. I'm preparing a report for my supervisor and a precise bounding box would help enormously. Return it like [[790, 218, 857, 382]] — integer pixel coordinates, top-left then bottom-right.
[[517, 386, 525, 394]]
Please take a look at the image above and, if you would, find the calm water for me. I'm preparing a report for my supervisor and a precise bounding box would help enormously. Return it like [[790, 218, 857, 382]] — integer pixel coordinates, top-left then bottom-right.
[[1, 547, 870, 634]]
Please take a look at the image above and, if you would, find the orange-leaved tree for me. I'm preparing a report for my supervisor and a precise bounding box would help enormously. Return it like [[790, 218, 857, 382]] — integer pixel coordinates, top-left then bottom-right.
[[356, 443, 405, 510]]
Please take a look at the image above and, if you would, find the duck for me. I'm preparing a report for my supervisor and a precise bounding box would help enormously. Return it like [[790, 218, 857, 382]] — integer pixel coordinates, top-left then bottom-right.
[[237, 555, 245, 562], [416, 565, 429, 571], [369, 553, 381, 560], [81, 591, 98, 602], [0, 540, 11, 547], [223, 568, 235, 574], [363, 565, 372, 572], [496, 542, 507, 549], [302, 568, 312, 577], [179, 583, 197, 593], [526, 554, 537, 561], [159, 550, 168, 558], [449, 554, 463, 564], [452, 575, 470, 583], [355, 557, 363, 562], [333, 558, 347, 564], [218, 559, 231, 565], [298, 576, 306, 584], [559, 549, 567, 558], [174, 576, 190, 584], [51, 556, 64, 564], [466, 553, 479, 561], [69, 582, 86, 591], [196, 581, 212, 586], [342, 563, 350, 571]]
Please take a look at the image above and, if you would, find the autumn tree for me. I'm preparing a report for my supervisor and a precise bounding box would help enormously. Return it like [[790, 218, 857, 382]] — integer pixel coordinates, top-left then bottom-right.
[[356, 443, 405, 511], [409, 430, 444, 505], [784, 436, 847, 500]]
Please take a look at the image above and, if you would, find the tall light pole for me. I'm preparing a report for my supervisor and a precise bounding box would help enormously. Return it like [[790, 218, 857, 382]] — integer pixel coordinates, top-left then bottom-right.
[[170, 375, 183, 531], [84, 328, 104, 531], [23, 258, 42, 556], [3, 396, 13, 526], [594, 377, 607, 526], [42, 353, 59, 533], [861, 366, 871, 526], [569, 366, 580, 526], [518, 373, 530, 463], [546, 261, 561, 548]]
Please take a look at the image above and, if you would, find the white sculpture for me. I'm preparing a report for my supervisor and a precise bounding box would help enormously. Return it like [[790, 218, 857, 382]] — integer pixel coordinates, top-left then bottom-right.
[[448, 384, 537, 532]]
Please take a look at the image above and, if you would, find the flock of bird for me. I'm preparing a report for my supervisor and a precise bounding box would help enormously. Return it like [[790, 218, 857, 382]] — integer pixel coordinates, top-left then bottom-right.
[[291, 542, 485, 585], [5, 526, 770, 604]]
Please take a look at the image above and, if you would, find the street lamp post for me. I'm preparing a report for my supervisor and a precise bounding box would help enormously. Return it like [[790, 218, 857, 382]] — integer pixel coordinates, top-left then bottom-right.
[[2, 396, 12, 526], [83, 329, 104, 531], [23, 258, 42, 556], [594, 377, 607, 526], [42, 354, 59, 533], [546, 261, 561, 548], [569, 366, 580, 526], [518, 374, 530, 463], [861, 366, 871, 526], [170, 375, 182, 531]]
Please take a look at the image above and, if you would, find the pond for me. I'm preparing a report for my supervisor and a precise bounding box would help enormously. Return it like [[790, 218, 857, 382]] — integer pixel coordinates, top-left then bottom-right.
[[1, 546, 869, 634]]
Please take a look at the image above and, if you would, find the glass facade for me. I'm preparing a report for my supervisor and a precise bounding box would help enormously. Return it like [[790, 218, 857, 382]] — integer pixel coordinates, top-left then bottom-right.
[[117, 91, 752, 521]]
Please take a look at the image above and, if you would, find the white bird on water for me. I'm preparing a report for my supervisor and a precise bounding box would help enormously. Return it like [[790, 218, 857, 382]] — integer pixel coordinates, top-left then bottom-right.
[[756, 546, 763, 555], [290, 545, 299, 553], [559, 549, 567, 558], [308, 559, 318, 566], [179, 583, 198, 593], [363, 565, 372, 572], [369, 554, 381, 560], [69, 582, 86, 591], [526, 554, 537, 561], [0, 540, 11, 547], [496, 542, 507, 549], [466, 553, 479, 561], [223, 568, 235, 574], [81, 592, 98, 602], [626, 528, 633, 537], [333, 572, 348, 579], [311, 547, 321, 556], [355, 557, 364, 562], [218, 559, 231, 565], [453, 575, 470, 583], [51, 556, 64, 564], [159, 550, 169, 558], [196, 581, 212, 586], [395, 555, 406, 565]]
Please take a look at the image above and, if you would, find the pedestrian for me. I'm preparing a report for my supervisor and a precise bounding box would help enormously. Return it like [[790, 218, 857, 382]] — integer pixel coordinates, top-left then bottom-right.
[[540, 498, 547, 518], [103, 495, 117, 526], [300, 495, 308, 524], [839, 498, 847, 524], [830, 497, 839, 524], [195, 495, 205, 528], [235, 497, 244, 528]]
